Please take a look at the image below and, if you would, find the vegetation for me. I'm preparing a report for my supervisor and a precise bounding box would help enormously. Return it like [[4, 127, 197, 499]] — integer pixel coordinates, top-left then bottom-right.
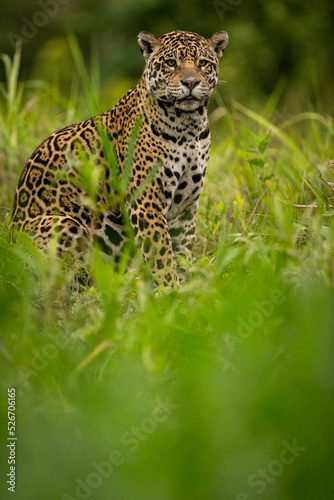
[[1, 27, 334, 500]]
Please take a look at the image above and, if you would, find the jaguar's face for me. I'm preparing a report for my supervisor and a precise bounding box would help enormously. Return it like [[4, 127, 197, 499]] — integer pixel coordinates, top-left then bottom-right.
[[138, 30, 229, 111]]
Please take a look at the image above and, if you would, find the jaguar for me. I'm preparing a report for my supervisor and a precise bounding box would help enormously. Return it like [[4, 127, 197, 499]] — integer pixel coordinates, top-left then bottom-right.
[[11, 30, 229, 286]]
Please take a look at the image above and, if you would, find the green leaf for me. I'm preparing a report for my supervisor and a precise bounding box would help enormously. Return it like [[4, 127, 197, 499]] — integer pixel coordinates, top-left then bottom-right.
[[245, 129, 261, 149], [245, 148, 260, 154], [258, 131, 271, 153], [322, 209, 334, 217], [248, 158, 265, 168]]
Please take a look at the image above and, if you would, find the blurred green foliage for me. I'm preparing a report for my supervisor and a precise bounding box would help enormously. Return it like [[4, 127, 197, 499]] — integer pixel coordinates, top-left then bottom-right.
[[0, 221, 334, 499], [1, 0, 334, 111]]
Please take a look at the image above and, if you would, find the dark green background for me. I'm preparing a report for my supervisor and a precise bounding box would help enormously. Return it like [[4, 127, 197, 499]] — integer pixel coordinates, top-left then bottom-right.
[[1, 0, 334, 111]]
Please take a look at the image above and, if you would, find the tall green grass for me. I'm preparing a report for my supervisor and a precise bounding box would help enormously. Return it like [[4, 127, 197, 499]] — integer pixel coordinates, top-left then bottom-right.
[[0, 42, 334, 500]]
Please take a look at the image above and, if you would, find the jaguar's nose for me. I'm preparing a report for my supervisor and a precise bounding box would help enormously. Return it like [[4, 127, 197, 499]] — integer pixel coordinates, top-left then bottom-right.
[[181, 77, 200, 92]]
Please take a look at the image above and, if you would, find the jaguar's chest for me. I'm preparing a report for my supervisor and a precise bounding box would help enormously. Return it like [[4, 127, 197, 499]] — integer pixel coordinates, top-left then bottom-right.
[[164, 137, 209, 209], [153, 117, 210, 216]]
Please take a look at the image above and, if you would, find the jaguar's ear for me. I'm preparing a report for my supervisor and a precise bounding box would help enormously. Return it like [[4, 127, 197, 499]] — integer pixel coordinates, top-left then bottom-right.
[[138, 32, 161, 60], [208, 31, 229, 58]]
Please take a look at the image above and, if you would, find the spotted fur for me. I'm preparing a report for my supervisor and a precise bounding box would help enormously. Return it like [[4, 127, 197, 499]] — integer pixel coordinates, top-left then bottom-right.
[[11, 30, 229, 286]]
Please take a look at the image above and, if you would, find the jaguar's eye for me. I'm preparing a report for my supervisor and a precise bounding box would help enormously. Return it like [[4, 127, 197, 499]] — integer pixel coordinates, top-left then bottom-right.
[[198, 59, 209, 68], [166, 59, 177, 68]]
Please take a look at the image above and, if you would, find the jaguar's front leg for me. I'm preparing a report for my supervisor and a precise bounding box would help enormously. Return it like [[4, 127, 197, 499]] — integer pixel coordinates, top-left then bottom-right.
[[167, 203, 198, 258], [127, 193, 177, 287]]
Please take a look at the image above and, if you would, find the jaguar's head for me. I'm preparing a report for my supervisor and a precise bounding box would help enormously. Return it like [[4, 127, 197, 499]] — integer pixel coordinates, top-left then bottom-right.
[[138, 30, 229, 111]]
